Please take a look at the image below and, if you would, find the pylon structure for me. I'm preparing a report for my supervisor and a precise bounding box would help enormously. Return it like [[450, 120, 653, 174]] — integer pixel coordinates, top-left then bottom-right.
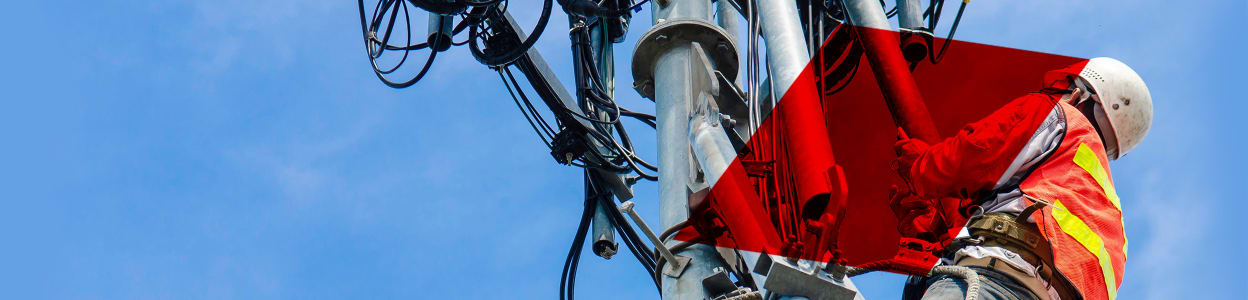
[[354, 0, 971, 299]]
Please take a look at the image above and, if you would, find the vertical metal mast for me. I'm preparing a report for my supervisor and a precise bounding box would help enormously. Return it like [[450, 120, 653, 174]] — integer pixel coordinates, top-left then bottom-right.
[[642, 1, 725, 299]]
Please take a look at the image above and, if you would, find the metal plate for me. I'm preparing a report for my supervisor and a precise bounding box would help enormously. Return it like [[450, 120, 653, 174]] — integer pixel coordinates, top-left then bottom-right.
[[631, 18, 739, 99]]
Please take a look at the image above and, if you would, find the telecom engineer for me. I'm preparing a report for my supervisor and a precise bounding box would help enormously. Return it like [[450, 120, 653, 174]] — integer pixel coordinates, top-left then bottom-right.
[[892, 58, 1153, 300]]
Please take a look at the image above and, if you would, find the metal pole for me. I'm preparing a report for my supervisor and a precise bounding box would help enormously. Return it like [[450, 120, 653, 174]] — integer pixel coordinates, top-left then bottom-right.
[[756, 0, 841, 216], [648, 1, 727, 299], [716, 0, 742, 88], [589, 20, 619, 259], [756, 0, 810, 98], [842, 0, 941, 142], [895, 0, 923, 31]]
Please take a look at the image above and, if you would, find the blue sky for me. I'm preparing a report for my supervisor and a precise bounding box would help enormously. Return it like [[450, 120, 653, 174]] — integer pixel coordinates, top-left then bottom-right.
[[1, 1, 1244, 299]]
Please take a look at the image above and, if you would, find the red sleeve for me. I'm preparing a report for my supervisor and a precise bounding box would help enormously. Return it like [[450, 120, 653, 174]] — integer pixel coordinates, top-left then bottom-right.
[[908, 93, 1061, 198]]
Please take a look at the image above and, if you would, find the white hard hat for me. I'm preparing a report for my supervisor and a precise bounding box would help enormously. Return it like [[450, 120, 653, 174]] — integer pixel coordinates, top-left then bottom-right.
[[1075, 57, 1153, 160]]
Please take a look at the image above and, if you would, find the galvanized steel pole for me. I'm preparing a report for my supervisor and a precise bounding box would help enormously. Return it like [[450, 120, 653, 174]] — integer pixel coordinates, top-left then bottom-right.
[[842, 0, 941, 142], [716, 0, 742, 88], [757, 0, 811, 98], [756, 0, 841, 215], [649, 1, 729, 299]]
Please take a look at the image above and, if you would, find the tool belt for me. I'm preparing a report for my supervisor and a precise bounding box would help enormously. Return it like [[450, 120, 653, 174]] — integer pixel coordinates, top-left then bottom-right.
[[953, 212, 1081, 300]]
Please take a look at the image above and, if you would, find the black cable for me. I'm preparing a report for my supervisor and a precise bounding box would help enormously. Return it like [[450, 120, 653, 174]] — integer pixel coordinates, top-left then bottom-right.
[[469, 0, 555, 66], [501, 67, 559, 138], [587, 174, 660, 292], [823, 47, 861, 96], [559, 173, 598, 300], [560, 22, 660, 180], [658, 219, 692, 242], [927, 0, 966, 64], [498, 68, 555, 148], [358, 0, 442, 88]]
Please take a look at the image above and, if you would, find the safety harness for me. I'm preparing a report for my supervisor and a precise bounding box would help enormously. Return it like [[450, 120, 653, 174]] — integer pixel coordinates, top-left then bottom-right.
[[952, 206, 1080, 300]]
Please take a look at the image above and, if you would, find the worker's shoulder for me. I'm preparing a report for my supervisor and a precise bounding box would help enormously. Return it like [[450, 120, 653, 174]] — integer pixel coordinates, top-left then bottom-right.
[[999, 90, 1063, 112], [1023, 88, 1067, 101]]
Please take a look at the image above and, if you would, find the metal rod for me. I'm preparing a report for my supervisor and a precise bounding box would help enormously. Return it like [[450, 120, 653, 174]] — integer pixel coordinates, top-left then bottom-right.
[[619, 201, 681, 268]]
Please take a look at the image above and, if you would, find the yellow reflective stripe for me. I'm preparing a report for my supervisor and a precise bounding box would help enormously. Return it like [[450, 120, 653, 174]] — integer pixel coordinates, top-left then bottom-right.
[[1053, 199, 1118, 300], [1073, 144, 1121, 210], [1073, 143, 1128, 257]]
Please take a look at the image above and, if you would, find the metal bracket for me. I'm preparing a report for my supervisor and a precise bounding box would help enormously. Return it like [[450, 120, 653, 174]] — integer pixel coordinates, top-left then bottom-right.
[[754, 255, 858, 300], [631, 18, 738, 99]]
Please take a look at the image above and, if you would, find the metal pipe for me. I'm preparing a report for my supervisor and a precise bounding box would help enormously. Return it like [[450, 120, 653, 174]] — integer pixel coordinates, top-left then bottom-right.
[[841, 0, 941, 142], [689, 115, 783, 252], [716, 0, 742, 88], [689, 117, 737, 186], [653, 42, 725, 300], [756, 0, 811, 98], [588, 16, 619, 260], [895, 0, 923, 30], [649, 1, 728, 298], [427, 12, 453, 52], [756, 0, 840, 212], [896, 0, 931, 63]]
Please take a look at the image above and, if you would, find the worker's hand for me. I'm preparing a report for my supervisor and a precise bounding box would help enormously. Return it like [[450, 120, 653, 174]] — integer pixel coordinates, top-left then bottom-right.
[[893, 128, 931, 181], [889, 185, 943, 243]]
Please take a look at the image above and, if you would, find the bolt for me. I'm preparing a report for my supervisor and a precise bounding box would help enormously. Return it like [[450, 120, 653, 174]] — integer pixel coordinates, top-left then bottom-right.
[[716, 41, 731, 54], [633, 79, 655, 99]]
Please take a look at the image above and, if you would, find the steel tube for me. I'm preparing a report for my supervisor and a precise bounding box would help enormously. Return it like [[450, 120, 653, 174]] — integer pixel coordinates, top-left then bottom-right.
[[716, 0, 742, 87], [842, 0, 941, 142], [895, 0, 923, 30], [653, 42, 724, 300], [756, 0, 810, 98], [649, 1, 728, 298], [588, 18, 619, 260], [427, 12, 453, 51], [756, 0, 840, 210], [689, 118, 737, 186], [690, 117, 783, 252]]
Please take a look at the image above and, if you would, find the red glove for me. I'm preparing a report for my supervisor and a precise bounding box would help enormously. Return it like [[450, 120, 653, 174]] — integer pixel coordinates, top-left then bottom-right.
[[893, 128, 931, 181], [890, 185, 941, 241]]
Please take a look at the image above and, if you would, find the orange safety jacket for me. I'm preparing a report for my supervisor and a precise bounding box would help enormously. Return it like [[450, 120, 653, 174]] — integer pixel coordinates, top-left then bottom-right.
[[1022, 101, 1127, 300], [904, 89, 1127, 300]]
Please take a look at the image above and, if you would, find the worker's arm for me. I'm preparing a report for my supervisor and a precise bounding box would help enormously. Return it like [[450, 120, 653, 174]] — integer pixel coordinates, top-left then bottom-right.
[[898, 92, 1062, 199]]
